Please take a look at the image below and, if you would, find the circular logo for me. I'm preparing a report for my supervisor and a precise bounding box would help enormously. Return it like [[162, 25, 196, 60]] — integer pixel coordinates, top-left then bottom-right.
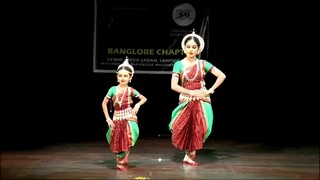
[[172, 3, 196, 26]]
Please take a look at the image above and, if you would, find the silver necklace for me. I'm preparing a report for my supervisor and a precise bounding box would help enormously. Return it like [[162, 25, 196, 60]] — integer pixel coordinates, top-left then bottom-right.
[[116, 86, 127, 107], [184, 60, 199, 82]]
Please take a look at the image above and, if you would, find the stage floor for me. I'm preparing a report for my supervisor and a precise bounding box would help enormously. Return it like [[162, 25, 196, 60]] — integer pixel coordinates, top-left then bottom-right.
[[1, 137, 319, 179]]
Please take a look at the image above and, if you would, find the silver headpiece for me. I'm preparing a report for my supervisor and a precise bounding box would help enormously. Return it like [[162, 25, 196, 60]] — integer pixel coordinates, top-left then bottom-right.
[[181, 29, 205, 54], [117, 56, 134, 74]]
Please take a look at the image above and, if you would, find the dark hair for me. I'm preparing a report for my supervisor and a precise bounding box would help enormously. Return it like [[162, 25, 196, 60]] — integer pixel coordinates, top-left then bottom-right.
[[117, 66, 133, 74], [185, 36, 201, 47]]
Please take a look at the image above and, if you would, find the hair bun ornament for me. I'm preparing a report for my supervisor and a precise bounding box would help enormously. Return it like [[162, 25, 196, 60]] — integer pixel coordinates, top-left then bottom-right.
[[181, 29, 205, 54], [118, 56, 134, 74]]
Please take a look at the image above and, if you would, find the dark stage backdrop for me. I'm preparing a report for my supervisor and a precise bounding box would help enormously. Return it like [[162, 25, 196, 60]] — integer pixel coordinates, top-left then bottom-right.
[[2, 1, 317, 150]]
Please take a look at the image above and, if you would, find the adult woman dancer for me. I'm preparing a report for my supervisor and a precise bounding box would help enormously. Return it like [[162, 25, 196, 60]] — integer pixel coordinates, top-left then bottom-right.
[[169, 30, 226, 165], [102, 57, 147, 171]]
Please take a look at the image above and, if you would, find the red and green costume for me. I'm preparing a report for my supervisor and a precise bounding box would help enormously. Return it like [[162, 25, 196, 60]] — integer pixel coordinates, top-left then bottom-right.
[[169, 59, 215, 160], [105, 86, 140, 165]]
